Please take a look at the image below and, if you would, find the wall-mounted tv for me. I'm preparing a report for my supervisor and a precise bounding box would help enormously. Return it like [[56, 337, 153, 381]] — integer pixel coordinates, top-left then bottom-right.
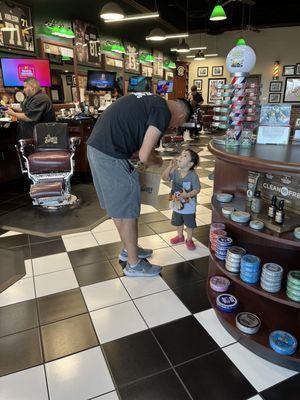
[[1, 58, 51, 87], [87, 71, 116, 91], [128, 76, 152, 93], [157, 80, 174, 94]]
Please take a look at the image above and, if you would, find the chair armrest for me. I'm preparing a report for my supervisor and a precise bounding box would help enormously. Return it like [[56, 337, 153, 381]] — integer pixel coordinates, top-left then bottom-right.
[[18, 138, 34, 149], [69, 136, 81, 151]]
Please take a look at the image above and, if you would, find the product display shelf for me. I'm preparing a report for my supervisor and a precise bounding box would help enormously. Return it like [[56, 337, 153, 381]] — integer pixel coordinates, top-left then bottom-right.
[[207, 141, 300, 371]]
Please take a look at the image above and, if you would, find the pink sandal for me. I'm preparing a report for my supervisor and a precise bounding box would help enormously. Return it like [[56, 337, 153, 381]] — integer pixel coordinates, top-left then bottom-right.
[[186, 239, 196, 250], [170, 235, 185, 245]]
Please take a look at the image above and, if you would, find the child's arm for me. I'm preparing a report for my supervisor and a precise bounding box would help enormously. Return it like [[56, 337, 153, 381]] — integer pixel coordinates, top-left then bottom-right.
[[161, 159, 177, 181], [180, 188, 200, 199]]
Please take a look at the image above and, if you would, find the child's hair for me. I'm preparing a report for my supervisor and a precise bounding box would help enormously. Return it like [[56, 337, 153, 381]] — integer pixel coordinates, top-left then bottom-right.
[[185, 149, 199, 170]]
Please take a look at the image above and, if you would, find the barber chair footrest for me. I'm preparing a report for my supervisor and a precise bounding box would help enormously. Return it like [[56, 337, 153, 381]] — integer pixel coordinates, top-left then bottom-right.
[[30, 182, 64, 199]]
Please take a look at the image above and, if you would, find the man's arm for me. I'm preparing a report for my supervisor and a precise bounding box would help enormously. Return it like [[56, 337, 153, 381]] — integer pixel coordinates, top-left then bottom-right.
[[139, 125, 163, 167], [6, 109, 32, 122]]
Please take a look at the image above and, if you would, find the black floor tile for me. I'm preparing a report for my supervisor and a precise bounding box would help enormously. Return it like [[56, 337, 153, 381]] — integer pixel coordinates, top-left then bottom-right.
[[29, 235, 61, 245], [12, 245, 31, 261], [68, 246, 107, 267], [161, 261, 205, 289], [138, 224, 155, 237], [200, 183, 211, 189], [152, 315, 218, 366], [30, 239, 66, 258], [0, 233, 29, 249], [100, 242, 123, 260], [203, 203, 213, 211], [37, 288, 88, 325], [41, 313, 98, 362], [139, 212, 168, 224], [119, 369, 191, 400], [0, 328, 43, 376], [155, 196, 170, 211], [109, 258, 126, 277], [176, 350, 256, 400], [261, 374, 300, 400], [189, 257, 209, 279], [103, 330, 170, 387], [74, 260, 117, 286], [0, 299, 38, 338], [174, 281, 210, 314], [147, 220, 176, 234]]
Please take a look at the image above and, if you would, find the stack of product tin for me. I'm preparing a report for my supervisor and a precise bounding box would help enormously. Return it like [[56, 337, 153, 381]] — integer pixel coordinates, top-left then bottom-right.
[[210, 228, 227, 252], [269, 330, 297, 356], [286, 270, 300, 302], [225, 246, 246, 273], [215, 236, 233, 260], [209, 275, 231, 292], [240, 255, 261, 284], [260, 263, 283, 293], [216, 293, 238, 313]]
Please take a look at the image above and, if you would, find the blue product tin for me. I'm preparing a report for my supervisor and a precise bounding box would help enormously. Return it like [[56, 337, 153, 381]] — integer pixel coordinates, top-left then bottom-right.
[[269, 331, 297, 355]]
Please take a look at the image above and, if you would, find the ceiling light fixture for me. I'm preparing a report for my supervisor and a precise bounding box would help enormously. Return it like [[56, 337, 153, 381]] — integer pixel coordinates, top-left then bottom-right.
[[100, 2, 124, 21], [210, 2, 227, 21], [111, 43, 126, 53], [194, 50, 205, 60], [171, 46, 206, 52], [105, 11, 159, 23], [186, 55, 195, 58], [176, 38, 190, 53], [165, 33, 189, 39], [205, 53, 219, 57], [146, 28, 166, 41]]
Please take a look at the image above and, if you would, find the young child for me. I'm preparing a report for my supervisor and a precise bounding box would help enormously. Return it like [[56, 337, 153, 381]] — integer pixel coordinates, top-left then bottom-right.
[[162, 149, 200, 250]]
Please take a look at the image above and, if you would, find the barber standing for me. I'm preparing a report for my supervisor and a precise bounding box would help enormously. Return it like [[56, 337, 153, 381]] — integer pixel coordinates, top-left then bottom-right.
[[6, 77, 55, 139]]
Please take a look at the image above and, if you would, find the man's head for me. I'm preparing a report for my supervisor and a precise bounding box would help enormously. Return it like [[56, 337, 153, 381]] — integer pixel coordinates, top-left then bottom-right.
[[23, 77, 41, 98], [191, 85, 197, 92], [167, 98, 193, 129]]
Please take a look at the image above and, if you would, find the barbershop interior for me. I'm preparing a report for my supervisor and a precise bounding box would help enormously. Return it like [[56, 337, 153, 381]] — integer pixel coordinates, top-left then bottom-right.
[[0, 1, 300, 399]]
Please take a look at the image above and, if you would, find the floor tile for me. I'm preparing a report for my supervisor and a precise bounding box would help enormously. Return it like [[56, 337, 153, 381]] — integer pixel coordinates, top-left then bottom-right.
[[149, 247, 185, 266], [197, 213, 212, 225], [100, 242, 123, 260], [194, 308, 236, 348], [134, 290, 190, 328], [119, 369, 190, 400], [28, 235, 61, 245], [94, 392, 119, 400], [62, 232, 99, 252], [261, 373, 300, 400], [161, 261, 205, 289], [0, 230, 23, 237], [0, 277, 35, 307], [91, 218, 117, 233], [37, 288, 87, 325], [176, 350, 256, 400], [247, 397, 263, 400], [223, 342, 297, 392], [94, 230, 121, 246], [0, 299, 38, 338], [103, 330, 169, 387], [196, 204, 213, 215], [161, 209, 173, 219], [188, 257, 209, 279], [109, 258, 126, 277], [74, 260, 117, 286], [68, 246, 107, 267], [173, 281, 211, 314], [0, 365, 48, 400], [163, 234, 209, 261], [0, 328, 43, 377], [32, 252, 72, 276], [34, 269, 79, 298], [140, 204, 158, 214], [46, 347, 114, 400], [158, 183, 171, 195], [41, 313, 98, 362], [121, 275, 169, 299], [81, 278, 130, 311], [91, 301, 147, 344], [152, 315, 219, 365], [22, 259, 33, 279], [137, 224, 155, 237], [139, 212, 168, 224], [0, 233, 29, 248], [30, 239, 66, 258], [137, 234, 169, 251], [147, 220, 177, 234]]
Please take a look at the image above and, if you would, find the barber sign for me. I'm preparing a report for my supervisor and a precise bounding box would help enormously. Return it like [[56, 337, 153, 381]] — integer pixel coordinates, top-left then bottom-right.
[[226, 45, 256, 75]]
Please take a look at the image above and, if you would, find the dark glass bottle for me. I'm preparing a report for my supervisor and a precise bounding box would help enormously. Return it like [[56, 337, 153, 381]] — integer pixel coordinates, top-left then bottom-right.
[[275, 200, 285, 224], [268, 195, 277, 219], [251, 190, 262, 213]]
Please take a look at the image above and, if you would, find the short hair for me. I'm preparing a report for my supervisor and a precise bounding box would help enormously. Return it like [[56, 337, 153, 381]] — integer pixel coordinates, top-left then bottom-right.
[[191, 85, 197, 92], [24, 77, 40, 90], [176, 97, 194, 122], [185, 149, 199, 170]]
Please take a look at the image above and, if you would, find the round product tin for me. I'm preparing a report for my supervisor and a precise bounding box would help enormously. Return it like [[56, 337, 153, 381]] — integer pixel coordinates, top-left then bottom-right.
[[228, 246, 246, 257], [287, 271, 300, 286], [210, 276, 230, 292], [286, 290, 300, 302], [262, 263, 283, 276], [269, 331, 297, 355], [216, 294, 238, 312], [241, 255, 261, 266], [236, 312, 261, 334], [293, 227, 300, 239], [249, 220, 265, 230]]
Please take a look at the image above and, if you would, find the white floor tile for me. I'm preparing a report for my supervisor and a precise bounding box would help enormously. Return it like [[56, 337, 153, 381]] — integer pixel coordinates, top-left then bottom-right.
[[194, 309, 236, 348], [196, 219, 209, 227], [197, 195, 212, 205], [158, 183, 171, 195], [0, 277, 35, 307], [61, 230, 92, 239], [32, 252, 72, 276], [197, 213, 212, 225], [199, 151, 212, 156], [223, 342, 297, 392], [46, 347, 114, 400], [0, 230, 23, 237], [94, 230, 121, 245], [161, 209, 173, 219], [0, 365, 48, 400], [134, 290, 190, 328], [138, 234, 169, 251], [91, 301, 147, 344], [171, 240, 209, 261], [201, 177, 214, 185], [199, 157, 211, 162], [92, 219, 117, 233], [205, 167, 215, 172], [81, 278, 130, 312], [247, 396, 264, 400], [140, 204, 158, 214], [196, 205, 212, 215], [34, 269, 78, 298], [149, 247, 184, 266], [201, 188, 213, 196], [121, 275, 170, 299], [22, 259, 33, 279], [62, 232, 98, 252]]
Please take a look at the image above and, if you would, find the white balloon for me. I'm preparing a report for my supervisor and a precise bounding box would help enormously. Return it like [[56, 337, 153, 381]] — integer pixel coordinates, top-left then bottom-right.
[[226, 45, 256, 74]]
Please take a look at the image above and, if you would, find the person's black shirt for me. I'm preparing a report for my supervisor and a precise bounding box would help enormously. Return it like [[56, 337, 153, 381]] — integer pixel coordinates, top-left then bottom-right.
[[190, 91, 204, 111], [19, 91, 55, 139], [87, 93, 171, 159]]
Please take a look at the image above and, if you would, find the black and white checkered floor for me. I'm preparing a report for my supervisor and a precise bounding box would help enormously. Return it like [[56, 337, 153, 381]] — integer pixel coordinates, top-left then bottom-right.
[[0, 144, 299, 400]]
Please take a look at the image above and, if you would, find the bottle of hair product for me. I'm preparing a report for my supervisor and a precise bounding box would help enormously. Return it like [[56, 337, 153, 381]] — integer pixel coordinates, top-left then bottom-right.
[[275, 200, 285, 225], [268, 195, 277, 219], [251, 190, 262, 214]]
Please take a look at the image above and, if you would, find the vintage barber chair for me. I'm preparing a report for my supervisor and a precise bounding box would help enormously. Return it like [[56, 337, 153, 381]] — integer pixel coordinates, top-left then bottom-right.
[[15, 123, 81, 209]]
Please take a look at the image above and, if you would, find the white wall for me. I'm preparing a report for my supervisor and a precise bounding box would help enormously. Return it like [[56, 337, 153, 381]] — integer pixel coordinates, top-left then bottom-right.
[[187, 26, 300, 104]]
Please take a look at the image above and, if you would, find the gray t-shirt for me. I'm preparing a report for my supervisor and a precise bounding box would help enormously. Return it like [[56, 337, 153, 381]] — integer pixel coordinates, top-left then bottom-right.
[[170, 169, 201, 214]]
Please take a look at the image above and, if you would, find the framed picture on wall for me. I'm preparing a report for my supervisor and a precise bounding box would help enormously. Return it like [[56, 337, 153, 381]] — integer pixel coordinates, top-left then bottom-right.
[[212, 66, 223, 76], [207, 78, 226, 103], [193, 79, 202, 91], [296, 63, 300, 75], [268, 93, 281, 103], [282, 65, 295, 76], [197, 67, 208, 77], [269, 81, 282, 92], [283, 78, 300, 102]]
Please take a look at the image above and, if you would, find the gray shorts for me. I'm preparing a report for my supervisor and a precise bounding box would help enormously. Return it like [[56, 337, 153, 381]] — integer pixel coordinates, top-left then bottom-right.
[[171, 211, 197, 228], [87, 145, 140, 219]]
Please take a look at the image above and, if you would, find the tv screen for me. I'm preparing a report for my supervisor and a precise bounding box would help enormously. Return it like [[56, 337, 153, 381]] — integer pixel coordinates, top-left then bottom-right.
[[157, 80, 173, 94], [1, 58, 51, 87], [87, 71, 116, 91], [128, 76, 152, 92]]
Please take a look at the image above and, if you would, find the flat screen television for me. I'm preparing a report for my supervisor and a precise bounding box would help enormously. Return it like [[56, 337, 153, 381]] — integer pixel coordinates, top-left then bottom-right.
[[157, 80, 174, 94], [87, 71, 116, 91], [1, 58, 51, 87], [128, 76, 152, 93]]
